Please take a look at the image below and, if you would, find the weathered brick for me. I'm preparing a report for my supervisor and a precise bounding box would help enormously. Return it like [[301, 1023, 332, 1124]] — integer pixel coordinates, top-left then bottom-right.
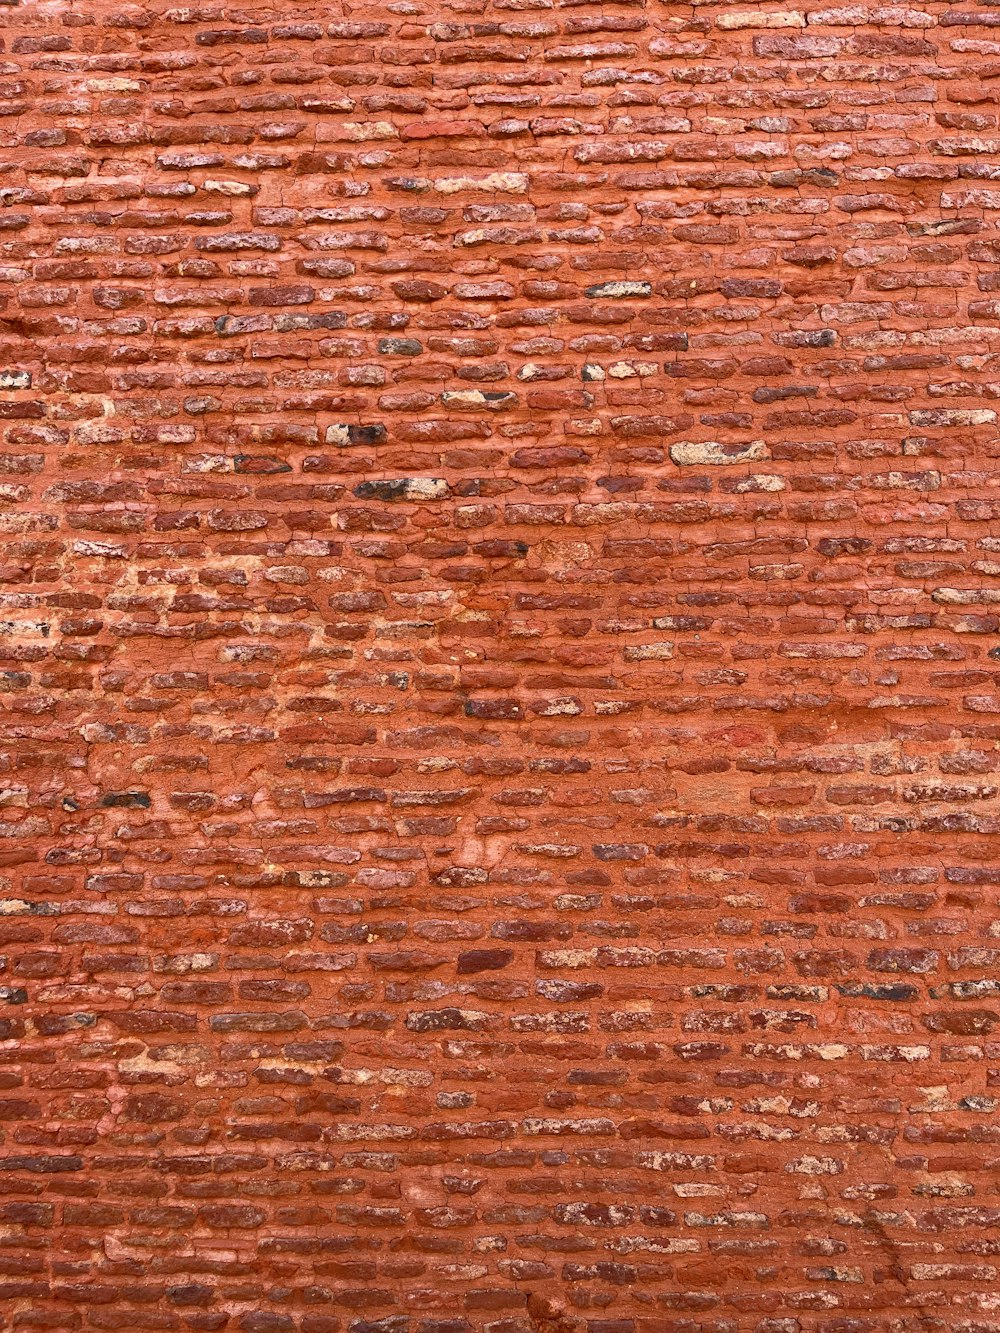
[[1, 1, 995, 1327]]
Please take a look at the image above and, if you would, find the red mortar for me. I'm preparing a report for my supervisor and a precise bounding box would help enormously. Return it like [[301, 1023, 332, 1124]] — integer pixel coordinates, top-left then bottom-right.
[[0, 0, 997, 1330]]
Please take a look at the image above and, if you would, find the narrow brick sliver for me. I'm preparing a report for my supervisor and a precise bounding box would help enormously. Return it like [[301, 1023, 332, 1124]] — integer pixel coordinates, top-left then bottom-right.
[[1, 0, 998, 1330]]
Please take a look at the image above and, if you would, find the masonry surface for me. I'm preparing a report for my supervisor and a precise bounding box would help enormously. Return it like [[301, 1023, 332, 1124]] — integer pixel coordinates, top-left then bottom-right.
[[3, 0, 1000, 1328]]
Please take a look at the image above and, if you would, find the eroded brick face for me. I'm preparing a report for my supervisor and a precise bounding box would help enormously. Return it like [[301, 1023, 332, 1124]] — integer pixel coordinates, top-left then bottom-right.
[[1, 0, 998, 1329]]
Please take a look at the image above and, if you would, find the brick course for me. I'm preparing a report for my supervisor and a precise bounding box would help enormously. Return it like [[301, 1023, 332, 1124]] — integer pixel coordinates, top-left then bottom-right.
[[1, 0, 999, 1329]]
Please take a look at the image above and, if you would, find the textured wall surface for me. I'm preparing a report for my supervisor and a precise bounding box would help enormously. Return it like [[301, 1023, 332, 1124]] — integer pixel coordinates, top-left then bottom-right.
[[3, 0, 1000, 1329]]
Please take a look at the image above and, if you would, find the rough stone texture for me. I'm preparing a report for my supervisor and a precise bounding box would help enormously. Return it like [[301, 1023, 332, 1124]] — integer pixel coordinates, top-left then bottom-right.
[[1, 0, 999, 1330]]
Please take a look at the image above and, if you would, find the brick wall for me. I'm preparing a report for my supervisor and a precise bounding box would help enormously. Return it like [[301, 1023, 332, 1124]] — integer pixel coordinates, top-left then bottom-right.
[[2, 0, 998, 1329]]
